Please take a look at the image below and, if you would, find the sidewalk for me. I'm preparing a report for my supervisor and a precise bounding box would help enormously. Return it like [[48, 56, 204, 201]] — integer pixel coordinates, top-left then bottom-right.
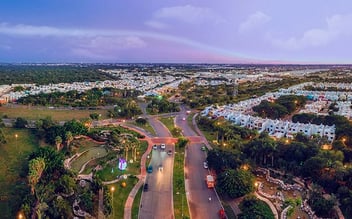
[[123, 125, 153, 219]]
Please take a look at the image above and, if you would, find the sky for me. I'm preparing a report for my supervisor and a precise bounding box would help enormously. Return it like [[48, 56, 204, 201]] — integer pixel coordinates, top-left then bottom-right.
[[0, 0, 352, 64]]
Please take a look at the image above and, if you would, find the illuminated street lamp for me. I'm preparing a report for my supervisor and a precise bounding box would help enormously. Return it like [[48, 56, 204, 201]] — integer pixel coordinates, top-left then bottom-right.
[[15, 134, 18, 152], [254, 182, 259, 191], [18, 212, 24, 219], [110, 186, 115, 218]]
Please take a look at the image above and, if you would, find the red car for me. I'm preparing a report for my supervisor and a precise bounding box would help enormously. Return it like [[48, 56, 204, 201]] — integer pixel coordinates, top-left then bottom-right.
[[218, 209, 226, 219]]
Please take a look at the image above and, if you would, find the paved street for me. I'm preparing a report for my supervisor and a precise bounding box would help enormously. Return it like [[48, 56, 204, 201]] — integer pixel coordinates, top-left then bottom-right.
[[139, 116, 174, 219], [176, 108, 224, 219]]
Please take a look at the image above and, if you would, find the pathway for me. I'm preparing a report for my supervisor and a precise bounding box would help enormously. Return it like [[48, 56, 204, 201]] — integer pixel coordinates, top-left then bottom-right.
[[254, 192, 279, 219]]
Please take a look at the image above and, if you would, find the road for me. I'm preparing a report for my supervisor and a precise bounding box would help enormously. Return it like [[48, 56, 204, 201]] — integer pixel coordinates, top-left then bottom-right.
[[176, 107, 223, 219], [139, 115, 174, 219]]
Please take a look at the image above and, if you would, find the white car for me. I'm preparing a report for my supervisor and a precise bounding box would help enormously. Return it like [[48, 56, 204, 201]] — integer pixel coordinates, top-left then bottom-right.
[[161, 144, 166, 150], [158, 165, 163, 172], [203, 161, 208, 169], [153, 144, 157, 150]]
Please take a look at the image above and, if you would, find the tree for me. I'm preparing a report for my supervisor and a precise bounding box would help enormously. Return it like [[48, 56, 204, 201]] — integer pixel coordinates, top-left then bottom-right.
[[55, 136, 62, 151], [207, 149, 241, 173], [308, 186, 336, 217], [175, 137, 189, 149], [216, 169, 255, 199], [0, 128, 6, 144], [135, 117, 147, 125], [14, 117, 28, 128], [28, 157, 46, 195], [65, 131, 73, 150]]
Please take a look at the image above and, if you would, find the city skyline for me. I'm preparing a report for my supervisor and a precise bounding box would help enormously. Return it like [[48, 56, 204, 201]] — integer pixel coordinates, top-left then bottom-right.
[[1, 0, 352, 64]]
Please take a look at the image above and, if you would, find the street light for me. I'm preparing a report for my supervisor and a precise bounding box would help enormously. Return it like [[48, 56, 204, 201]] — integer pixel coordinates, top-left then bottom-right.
[[110, 186, 115, 219], [17, 212, 24, 219], [15, 134, 18, 152]]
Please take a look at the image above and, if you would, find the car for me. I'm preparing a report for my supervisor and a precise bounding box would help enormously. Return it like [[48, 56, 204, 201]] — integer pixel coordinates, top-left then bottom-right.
[[158, 165, 163, 172], [167, 150, 172, 155], [182, 117, 186, 121], [147, 165, 153, 173], [143, 183, 149, 191], [160, 144, 166, 150], [201, 146, 206, 151], [153, 144, 157, 150], [203, 161, 208, 169]]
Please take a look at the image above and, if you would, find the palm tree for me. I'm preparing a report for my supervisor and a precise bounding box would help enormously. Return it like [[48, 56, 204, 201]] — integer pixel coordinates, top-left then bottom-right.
[[65, 131, 73, 151], [28, 157, 46, 195], [55, 136, 62, 151]]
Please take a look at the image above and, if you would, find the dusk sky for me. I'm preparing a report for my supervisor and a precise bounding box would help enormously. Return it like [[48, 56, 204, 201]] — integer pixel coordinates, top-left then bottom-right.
[[0, 0, 352, 63]]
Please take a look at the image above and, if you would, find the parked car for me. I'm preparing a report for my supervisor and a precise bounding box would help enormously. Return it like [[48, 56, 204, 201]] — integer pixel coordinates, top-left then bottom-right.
[[144, 183, 149, 191], [158, 165, 163, 172], [201, 146, 206, 151], [153, 144, 157, 150], [147, 165, 153, 173], [167, 150, 172, 155], [161, 144, 166, 150]]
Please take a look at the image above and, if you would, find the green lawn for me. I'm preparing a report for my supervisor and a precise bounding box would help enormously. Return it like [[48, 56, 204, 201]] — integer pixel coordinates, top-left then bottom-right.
[[96, 141, 148, 181], [173, 144, 190, 219], [108, 176, 139, 219], [70, 147, 108, 172], [159, 117, 175, 131], [0, 128, 39, 218], [132, 186, 143, 219], [0, 105, 108, 121]]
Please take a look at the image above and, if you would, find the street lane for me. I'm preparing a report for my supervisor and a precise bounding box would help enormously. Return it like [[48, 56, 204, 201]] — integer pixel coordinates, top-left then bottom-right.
[[185, 143, 222, 219], [140, 147, 174, 219], [176, 109, 224, 219]]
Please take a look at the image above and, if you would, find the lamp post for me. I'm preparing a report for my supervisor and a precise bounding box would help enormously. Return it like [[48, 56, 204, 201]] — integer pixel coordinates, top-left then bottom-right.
[[15, 134, 18, 152], [110, 186, 115, 219]]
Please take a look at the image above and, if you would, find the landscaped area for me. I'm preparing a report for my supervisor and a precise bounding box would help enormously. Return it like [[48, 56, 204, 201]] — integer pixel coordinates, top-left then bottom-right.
[[70, 146, 108, 172], [95, 141, 148, 181], [108, 176, 139, 219]]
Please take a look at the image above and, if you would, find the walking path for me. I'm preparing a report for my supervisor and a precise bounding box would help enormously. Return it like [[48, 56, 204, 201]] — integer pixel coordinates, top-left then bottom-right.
[[254, 192, 279, 219], [122, 126, 153, 219]]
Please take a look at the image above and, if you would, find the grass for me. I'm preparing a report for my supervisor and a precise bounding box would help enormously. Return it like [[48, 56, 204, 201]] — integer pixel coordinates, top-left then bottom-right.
[[131, 186, 143, 219], [129, 121, 156, 136], [173, 144, 190, 219], [0, 128, 39, 218], [0, 105, 108, 121], [96, 141, 148, 181], [159, 117, 175, 131], [107, 176, 139, 219], [70, 147, 108, 172]]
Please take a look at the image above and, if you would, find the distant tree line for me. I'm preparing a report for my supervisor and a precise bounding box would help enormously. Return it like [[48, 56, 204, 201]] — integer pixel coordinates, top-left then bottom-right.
[[0, 65, 116, 85]]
